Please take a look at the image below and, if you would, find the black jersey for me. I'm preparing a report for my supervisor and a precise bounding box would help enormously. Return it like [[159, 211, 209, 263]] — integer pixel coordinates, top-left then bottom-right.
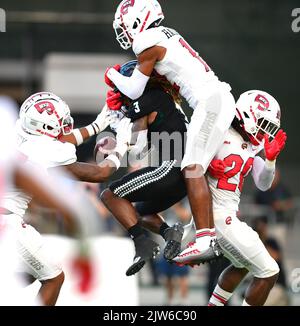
[[126, 87, 187, 164]]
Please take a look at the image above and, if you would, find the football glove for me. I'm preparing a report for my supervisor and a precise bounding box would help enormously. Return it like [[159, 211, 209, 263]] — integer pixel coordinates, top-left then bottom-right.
[[104, 64, 121, 88], [264, 129, 287, 161]]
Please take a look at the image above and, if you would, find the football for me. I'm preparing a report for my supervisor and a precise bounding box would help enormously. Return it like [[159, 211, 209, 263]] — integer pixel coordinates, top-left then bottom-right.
[[94, 136, 117, 164]]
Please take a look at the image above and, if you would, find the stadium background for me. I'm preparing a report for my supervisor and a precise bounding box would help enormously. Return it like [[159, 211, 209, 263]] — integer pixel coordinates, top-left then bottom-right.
[[0, 0, 299, 305]]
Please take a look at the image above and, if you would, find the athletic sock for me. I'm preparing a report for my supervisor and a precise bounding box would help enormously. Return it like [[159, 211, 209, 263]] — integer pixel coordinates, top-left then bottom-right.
[[195, 228, 211, 249], [159, 222, 170, 239], [128, 223, 144, 240], [210, 227, 216, 239], [208, 284, 233, 306]]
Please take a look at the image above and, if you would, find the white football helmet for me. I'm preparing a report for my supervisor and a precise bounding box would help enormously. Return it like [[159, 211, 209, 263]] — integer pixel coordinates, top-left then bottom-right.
[[235, 90, 281, 145], [113, 0, 164, 50], [19, 92, 73, 138]]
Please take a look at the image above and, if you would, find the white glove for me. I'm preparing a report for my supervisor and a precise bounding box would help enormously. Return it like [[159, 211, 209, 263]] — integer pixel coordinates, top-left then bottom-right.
[[115, 117, 132, 156], [86, 104, 113, 136], [93, 104, 113, 133]]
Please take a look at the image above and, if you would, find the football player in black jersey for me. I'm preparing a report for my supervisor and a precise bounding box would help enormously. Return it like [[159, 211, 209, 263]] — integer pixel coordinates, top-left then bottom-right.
[[101, 60, 190, 276]]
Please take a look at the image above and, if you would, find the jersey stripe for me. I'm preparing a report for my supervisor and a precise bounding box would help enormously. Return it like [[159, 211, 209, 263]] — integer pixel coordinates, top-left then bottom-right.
[[114, 160, 177, 198]]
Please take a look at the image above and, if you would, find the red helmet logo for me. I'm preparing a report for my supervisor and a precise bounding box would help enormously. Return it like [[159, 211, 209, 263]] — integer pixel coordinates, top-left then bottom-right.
[[120, 0, 135, 15], [255, 94, 270, 111], [34, 101, 56, 115]]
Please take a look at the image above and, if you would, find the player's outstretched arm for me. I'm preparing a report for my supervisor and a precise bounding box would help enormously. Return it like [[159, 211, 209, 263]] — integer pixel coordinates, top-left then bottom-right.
[[252, 129, 287, 191], [60, 105, 112, 146], [63, 118, 132, 183], [14, 163, 98, 236]]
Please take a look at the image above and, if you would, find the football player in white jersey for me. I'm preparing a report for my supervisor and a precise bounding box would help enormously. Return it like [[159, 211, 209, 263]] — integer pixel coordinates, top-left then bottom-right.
[[0, 96, 102, 305], [0, 97, 26, 305], [175, 90, 287, 306], [104, 0, 236, 261], [1, 92, 132, 305]]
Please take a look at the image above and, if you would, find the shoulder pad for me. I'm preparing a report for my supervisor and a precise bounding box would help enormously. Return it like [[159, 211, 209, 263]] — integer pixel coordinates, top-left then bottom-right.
[[47, 141, 77, 167], [25, 139, 77, 168], [133, 27, 166, 55]]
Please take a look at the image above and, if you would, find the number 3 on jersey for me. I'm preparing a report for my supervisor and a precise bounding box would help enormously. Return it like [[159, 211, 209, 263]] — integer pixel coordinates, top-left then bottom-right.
[[217, 154, 254, 192], [133, 102, 140, 113]]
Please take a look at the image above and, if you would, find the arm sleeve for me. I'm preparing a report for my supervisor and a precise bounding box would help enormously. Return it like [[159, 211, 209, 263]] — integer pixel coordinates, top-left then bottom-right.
[[106, 67, 149, 100], [251, 156, 276, 191]]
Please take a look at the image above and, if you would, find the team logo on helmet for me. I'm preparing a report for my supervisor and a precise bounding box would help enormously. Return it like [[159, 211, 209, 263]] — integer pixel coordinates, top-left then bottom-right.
[[120, 0, 135, 15], [255, 94, 270, 111], [34, 101, 56, 115]]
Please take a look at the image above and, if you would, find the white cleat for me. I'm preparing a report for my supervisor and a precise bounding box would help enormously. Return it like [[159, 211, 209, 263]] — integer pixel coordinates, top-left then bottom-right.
[[173, 240, 222, 266]]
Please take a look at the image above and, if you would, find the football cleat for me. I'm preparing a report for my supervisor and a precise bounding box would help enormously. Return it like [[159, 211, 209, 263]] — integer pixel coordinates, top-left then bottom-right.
[[126, 235, 160, 276], [163, 222, 184, 261], [173, 239, 223, 266]]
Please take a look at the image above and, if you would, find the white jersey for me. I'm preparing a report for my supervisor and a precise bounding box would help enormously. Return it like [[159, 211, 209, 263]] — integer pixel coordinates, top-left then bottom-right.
[[133, 26, 230, 109], [2, 121, 77, 217], [0, 104, 18, 208], [208, 128, 263, 211]]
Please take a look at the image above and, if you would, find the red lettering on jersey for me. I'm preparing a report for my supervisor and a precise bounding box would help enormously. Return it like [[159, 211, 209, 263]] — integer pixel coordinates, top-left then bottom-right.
[[225, 216, 232, 225], [217, 154, 254, 192], [34, 101, 56, 115], [255, 94, 270, 111], [217, 155, 244, 191], [179, 38, 211, 72], [120, 0, 135, 15]]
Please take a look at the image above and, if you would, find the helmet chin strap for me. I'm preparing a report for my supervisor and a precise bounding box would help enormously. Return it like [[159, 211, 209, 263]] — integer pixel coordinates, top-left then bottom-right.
[[36, 129, 58, 139], [247, 134, 260, 146]]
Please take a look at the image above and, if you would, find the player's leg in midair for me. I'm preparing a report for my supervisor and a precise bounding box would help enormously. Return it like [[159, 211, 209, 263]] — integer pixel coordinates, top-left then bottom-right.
[[101, 188, 160, 276], [101, 163, 186, 275], [180, 87, 236, 263]]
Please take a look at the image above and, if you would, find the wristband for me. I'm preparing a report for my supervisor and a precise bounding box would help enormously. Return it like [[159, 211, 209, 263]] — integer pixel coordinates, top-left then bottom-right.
[[86, 124, 99, 137], [73, 129, 84, 146], [265, 159, 276, 170], [105, 154, 121, 169]]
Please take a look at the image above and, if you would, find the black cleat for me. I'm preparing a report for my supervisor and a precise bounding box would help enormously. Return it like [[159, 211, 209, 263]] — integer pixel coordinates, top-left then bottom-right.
[[126, 235, 160, 276], [163, 222, 184, 261]]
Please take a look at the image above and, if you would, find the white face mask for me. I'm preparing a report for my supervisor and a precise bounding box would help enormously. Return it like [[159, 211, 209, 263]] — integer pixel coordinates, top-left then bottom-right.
[[61, 115, 74, 135]]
